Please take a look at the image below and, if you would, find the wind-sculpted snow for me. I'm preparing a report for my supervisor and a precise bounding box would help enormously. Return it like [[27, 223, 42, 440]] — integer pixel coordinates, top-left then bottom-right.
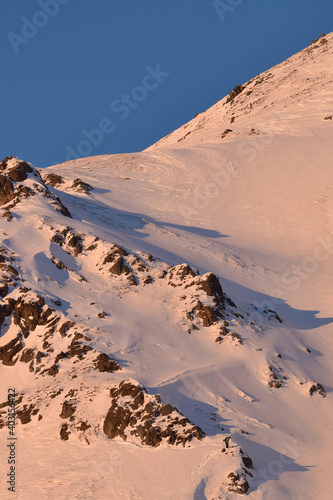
[[1, 34, 333, 499], [0, 158, 263, 496]]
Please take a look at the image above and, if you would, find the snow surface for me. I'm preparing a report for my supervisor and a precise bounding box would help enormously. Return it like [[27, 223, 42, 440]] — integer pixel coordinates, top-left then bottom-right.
[[1, 33, 333, 499]]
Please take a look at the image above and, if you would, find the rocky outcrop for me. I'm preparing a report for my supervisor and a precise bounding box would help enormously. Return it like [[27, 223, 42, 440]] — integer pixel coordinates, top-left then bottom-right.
[[103, 380, 205, 447], [226, 84, 244, 103], [13, 292, 55, 338], [0, 156, 71, 217], [94, 353, 122, 373], [42, 173, 65, 187], [71, 178, 93, 194], [59, 401, 77, 419], [309, 383, 326, 397], [221, 446, 254, 496], [267, 364, 286, 389], [0, 175, 15, 205], [0, 336, 24, 366], [227, 471, 250, 495]]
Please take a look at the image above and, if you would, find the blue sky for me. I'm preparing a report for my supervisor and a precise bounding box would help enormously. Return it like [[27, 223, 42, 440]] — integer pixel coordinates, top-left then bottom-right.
[[1, 0, 332, 168]]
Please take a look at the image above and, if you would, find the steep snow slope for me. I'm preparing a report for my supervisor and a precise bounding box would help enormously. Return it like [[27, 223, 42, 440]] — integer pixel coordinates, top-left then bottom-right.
[[1, 33, 333, 499]]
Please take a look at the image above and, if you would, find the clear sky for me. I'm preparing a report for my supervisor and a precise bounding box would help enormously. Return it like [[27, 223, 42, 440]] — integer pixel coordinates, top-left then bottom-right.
[[1, 0, 332, 168]]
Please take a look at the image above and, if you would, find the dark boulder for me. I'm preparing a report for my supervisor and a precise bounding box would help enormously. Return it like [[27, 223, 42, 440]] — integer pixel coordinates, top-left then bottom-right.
[[198, 273, 224, 307], [6, 161, 33, 182], [60, 401, 77, 419], [94, 353, 121, 373], [0, 336, 23, 366]]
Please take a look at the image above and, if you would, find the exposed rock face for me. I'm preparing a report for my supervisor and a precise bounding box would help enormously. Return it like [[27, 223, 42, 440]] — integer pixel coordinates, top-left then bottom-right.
[[94, 353, 121, 373], [0, 175, 15, 205], [0, 156, 71, 217], [198, 273, 225, 307], [221, 446, 254, 495], [0, 184, 261, 466], [309, 383, 326, 397], [13, 292, 55, 338], [267, 365, 285, 389], [227, 471, 250, 495], [71, 178, 93, 194], [42, 173, 65, 187], [16, 404, 39, 424], [226, 84, 244, 103], [60, 401, 77, 419], [60, 423, 70, 441], [0, 336, 23, 366], [103, 380, 205, 447], [5, 161, 33, 182]]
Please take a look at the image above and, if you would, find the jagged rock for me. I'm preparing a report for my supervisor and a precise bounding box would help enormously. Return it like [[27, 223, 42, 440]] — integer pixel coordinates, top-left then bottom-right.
[[0, 283, 9, 297], [51, 233, 64, 245], [168, 264, 197, 284], [195, 303, 219, 327], [76, 421, 91, 431], [160, 404, 177, 416], [108, 255, 124, 275], [0, 297, 16, 327], [263, 308, 283, 323], [54, 351, 68, 364], [47, 364, 59, 376], [68, 332, 92, 359], [16, 404, 39, 424], [268, 365, 283, 388], [97, 311, 107, 318], [42, 173, 64, 187], [0, 175, 15, 206], [20, 348, 35, 363], [0, 157, 70, 217], [198, 273, 224, 307], [68, 235, 80, 248], [36, 351, 46, 363], [309, 383, 326, 397], [60, 401, 77, 419], [0, 337, 23, 366], [102, 251, 137, 285], [60, 423, 70, 441], [103, 380, 205, 447], [226, 84, 244, 103], [59, 321, 76, 337], [52, 196, 72, 217], [94, 353, 121, 373], [6, 161, 33, 182], [241, 454, 253, 470], [71, 178, 93, 194], [227, 471, 250, 494], [13, 293, 55, 338]]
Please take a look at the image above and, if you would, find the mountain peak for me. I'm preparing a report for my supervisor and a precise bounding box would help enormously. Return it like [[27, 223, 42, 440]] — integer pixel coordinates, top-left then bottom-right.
[[149, 31, 333, 150]]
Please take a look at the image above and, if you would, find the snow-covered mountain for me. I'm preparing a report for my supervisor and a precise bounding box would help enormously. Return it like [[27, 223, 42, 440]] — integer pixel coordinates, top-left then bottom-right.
[[0, 33, 332, 499]]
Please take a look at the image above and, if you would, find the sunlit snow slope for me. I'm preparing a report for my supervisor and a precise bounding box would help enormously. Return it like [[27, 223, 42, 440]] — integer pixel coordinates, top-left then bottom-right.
[[1, 33, 333, 500]]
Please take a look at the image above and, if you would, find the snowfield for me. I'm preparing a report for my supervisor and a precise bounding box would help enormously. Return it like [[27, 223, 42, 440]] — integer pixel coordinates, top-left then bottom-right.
[[0, 33, 333, 499]]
